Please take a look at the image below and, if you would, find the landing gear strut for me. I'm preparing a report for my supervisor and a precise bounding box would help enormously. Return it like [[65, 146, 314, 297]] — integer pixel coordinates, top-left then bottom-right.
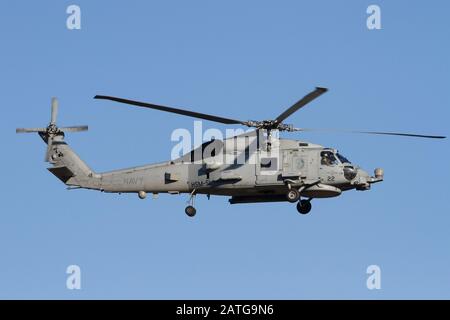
[[296, 199, 312, 215], [185, 190, 197, 217]]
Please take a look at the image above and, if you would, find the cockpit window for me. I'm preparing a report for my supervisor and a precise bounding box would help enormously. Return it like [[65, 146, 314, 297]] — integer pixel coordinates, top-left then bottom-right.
[[320, 151, 338, 166], [336, 153, 351, 164]]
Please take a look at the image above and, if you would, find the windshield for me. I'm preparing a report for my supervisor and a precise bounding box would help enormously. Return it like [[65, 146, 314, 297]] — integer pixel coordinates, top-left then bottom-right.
[[336, 152, 351, 164]]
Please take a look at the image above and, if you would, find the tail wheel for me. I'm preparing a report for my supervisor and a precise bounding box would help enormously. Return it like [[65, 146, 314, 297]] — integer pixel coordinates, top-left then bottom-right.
[[297, 200, 312, 215], [286, 189, 300, 203], [185, 205, 197, 217]]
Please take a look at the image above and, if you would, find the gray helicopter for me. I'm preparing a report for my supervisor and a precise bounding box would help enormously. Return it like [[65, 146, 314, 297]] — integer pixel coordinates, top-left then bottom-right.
[[17, 87, 445, 217]]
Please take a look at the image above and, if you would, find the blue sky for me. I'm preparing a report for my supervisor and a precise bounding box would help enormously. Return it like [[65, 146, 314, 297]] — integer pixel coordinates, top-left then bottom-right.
[[0, 0, 449, 299]]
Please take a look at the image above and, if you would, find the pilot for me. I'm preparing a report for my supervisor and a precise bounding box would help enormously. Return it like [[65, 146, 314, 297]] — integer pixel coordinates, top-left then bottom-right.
[[321, 152, 331, 165]]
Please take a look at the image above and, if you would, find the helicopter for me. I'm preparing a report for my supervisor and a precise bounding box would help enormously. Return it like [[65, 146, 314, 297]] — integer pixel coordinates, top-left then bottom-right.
[[16, 87, 445, 217]]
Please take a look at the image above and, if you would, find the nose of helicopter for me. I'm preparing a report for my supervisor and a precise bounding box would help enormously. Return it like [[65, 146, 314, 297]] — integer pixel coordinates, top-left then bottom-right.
[[353, 168, 371, 190], [351, 167, 384, 190]]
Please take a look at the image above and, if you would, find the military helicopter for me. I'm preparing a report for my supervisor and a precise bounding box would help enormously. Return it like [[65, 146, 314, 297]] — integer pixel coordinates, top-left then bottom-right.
[[16, 87, 445, 217]]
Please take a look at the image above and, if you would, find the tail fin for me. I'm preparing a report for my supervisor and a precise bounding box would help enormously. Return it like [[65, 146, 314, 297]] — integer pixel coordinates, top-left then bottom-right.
[[45, 134, 101, 189], [17, 97, 101, 190]]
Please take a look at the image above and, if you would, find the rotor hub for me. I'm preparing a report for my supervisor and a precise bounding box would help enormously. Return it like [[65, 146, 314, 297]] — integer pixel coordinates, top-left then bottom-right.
[[245, 120, 294, 132], [47, 123, 59, 134]]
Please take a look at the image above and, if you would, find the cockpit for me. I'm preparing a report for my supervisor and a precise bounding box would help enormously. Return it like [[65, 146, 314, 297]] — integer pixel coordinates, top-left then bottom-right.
[[320, 151, 338, 166], [320, 150, 351, 166]]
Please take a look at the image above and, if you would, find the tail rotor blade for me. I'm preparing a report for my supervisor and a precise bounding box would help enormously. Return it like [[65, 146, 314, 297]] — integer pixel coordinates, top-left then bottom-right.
[[51, 97, 59, 125], [16, 128, 47, 133], [60, 125, 88, 132]]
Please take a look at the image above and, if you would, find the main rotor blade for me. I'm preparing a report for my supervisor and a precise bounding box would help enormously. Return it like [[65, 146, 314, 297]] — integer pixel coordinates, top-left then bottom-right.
[[51, 97, 58, 125], [275, 87, 328, 124], [94, 95, 246, 125], [293, 128, 446, 139], [16, 128, 47, 133], [60, 125, 88, 132]]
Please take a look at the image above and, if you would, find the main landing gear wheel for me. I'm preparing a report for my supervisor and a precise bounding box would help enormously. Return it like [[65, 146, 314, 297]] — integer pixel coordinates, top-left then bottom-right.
[[185, 205, 197, 217], [286, 189, 300, 203], [297, 200, 312, 215]]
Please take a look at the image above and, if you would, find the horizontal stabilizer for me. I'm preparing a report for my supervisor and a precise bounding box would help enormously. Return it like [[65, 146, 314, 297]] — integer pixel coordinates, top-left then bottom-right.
[[48, 166, 74, 183]]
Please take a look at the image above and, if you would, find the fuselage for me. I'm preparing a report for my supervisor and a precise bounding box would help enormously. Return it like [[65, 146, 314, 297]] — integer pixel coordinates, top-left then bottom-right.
[[94, 134, 382, 202]]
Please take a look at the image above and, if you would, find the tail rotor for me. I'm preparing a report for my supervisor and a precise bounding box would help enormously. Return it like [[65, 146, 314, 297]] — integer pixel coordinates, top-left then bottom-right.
[[16, 97, 88, 161]]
